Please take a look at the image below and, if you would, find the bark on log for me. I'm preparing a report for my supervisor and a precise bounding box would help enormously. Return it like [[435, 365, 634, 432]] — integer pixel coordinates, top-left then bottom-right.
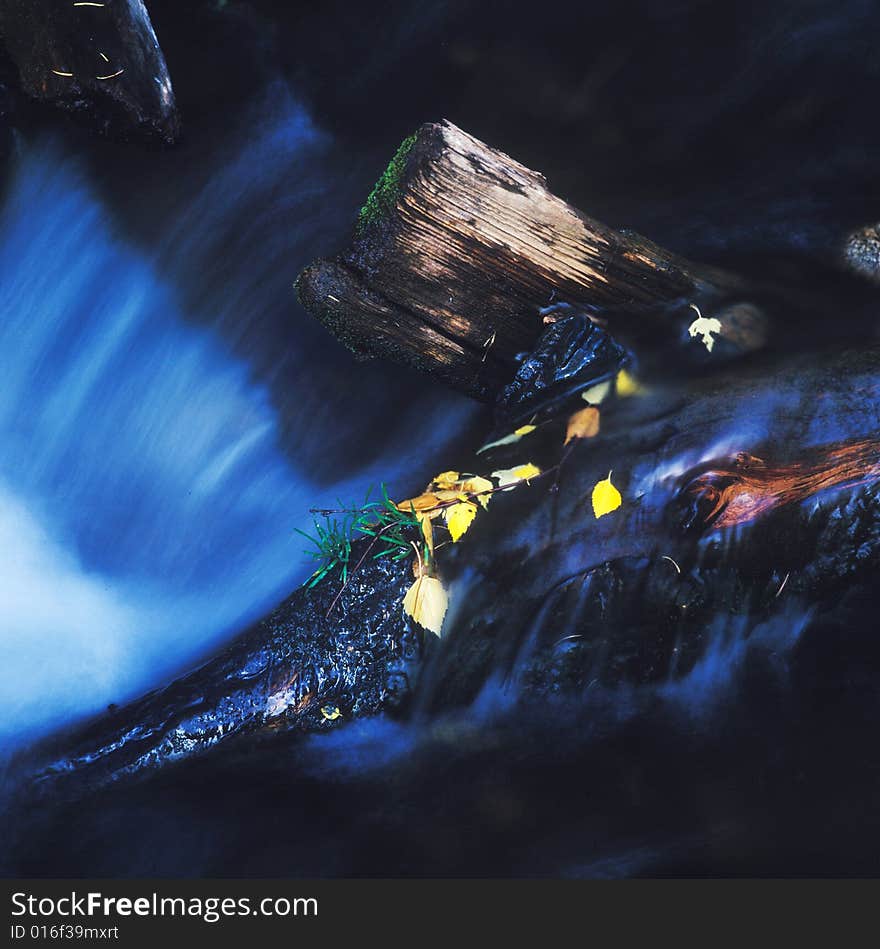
[[296, 121, 765, 400], [10, 347, 880, 798], [0, 0, 178, 143], [13, 557, 419, 801]]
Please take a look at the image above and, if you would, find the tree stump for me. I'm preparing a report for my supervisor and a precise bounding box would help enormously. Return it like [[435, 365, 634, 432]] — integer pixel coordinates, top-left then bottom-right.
[[296, 121, 763, 400]]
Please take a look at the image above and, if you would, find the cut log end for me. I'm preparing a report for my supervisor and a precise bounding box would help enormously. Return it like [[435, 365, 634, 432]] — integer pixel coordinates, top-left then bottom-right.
[[296, 120, 766, 401]]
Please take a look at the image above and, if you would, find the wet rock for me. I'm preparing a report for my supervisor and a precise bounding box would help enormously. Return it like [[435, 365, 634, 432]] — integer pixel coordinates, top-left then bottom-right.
[[11, 349, 880, 797], [11, 556, 420, 798], [843, 222, 880, 284], [494, 305, 630, 428], [0, 0, 179, 142]]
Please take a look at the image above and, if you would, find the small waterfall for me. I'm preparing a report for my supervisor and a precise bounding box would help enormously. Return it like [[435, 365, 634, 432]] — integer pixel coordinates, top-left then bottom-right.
[[0, 91, 473, 753]]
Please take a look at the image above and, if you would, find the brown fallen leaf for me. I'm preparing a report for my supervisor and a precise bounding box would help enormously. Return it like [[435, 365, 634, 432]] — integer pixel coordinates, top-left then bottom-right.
[[564, 405, 600, 445], [396, 492, 444, 515]]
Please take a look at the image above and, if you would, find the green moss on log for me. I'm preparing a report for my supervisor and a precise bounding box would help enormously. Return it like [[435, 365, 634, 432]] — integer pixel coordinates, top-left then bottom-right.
[[356, 133, 417, 234]]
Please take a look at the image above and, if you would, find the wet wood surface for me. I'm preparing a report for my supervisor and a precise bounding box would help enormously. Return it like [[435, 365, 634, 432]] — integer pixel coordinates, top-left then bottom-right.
[[297, 120, 761, 399]]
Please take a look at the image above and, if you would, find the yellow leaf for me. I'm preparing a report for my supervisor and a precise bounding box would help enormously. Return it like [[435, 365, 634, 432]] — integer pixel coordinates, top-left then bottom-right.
[[417, 511, 435, 556], [616, 369, 643, 397], [430, 471, 460, 489], [581, 379, 612, 405], [320, 705, 342, 721], [492, 462, 542, 489], [403, 575, 448, 636], [591, 473, 622, 519], [444, 501, 479, 541], [512, 462, 541, 480], [433, 475, 494, 509], [477, 424, 537, 454], [564, 405, 600, 445], [458, 475, 494, 509]]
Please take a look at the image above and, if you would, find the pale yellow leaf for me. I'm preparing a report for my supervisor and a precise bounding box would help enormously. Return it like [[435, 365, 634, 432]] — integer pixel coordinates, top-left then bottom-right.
[[581, 379, 612, 405], [591, 473, 622, 519], [687, 305, 722, 352], [444, 501, 479, 541], [492, 462, 542, 490], [564, 405, 600, 445], [430, 471, 460, 489], [458, 475, 494, 509], [477, 424, 537, 454], [320, 705, 342, 721], [403, 575, 448, 636]]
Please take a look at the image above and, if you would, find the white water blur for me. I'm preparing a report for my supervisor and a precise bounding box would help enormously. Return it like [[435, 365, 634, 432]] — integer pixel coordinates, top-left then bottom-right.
[[0, 98, 471, 753]]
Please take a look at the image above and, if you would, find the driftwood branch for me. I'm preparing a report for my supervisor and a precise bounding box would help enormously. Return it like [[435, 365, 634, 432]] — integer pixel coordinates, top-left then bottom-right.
[[296, 121, 766, 399]]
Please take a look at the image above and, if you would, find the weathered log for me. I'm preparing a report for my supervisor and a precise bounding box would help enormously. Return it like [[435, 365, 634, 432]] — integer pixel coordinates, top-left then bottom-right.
[[296, 121, 767, 400], [10, 347, 880, 799], [0, 0, 178, 142], [13, 557, 419, 800]]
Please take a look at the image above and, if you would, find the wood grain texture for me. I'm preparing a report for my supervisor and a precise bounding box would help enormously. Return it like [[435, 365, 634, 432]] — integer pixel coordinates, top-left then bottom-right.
[[677, 439, 880, 530], [297, 120, 754, 400]]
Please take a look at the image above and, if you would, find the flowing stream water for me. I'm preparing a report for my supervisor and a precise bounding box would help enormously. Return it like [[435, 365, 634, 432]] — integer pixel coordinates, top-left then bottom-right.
[[0, 87, 472, 753]]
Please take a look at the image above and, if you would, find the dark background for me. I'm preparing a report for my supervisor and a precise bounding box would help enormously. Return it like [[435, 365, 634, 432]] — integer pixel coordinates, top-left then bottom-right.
[[4, 0, 880, 876]]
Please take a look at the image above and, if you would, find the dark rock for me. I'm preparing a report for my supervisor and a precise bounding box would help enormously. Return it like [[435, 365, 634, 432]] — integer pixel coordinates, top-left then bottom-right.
[[843, 223, 880, 284], [494, 305, 630, 428], [0, 0, 179, 142], [10, 555, 420, 799], [10, 348, 880, 800]]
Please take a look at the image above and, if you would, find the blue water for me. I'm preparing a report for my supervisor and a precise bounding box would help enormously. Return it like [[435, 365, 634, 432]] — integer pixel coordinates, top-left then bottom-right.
[[0, 94, 470, 752]]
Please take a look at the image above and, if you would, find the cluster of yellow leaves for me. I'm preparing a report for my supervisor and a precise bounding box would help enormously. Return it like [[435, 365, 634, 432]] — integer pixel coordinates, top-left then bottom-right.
[[396, 470, 495, 547], [398, 465, 542, 636], [397, 365, 643, 635], [433, 470, 493, 542]]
